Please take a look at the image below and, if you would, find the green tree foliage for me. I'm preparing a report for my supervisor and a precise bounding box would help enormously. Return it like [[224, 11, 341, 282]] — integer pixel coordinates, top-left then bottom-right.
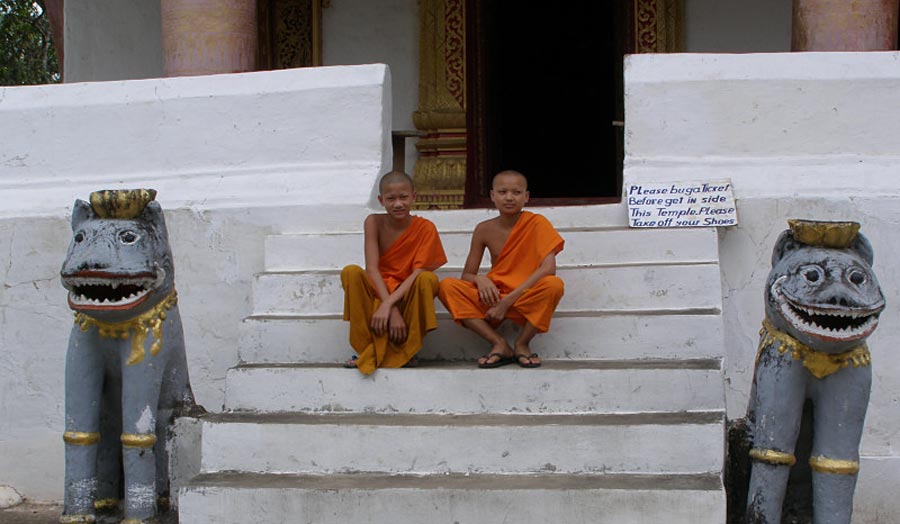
[[0, 0, 59, 85]]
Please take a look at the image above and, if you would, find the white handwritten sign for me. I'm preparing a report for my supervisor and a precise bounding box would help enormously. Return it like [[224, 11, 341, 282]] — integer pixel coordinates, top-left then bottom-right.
[[627, 180, 738, 228]]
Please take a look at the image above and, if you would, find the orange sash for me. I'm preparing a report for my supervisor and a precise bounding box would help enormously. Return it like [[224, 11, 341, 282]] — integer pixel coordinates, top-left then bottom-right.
[[378, 216, 447, 293], [487, 211, 564, 292], [437, 211, 565, 333]]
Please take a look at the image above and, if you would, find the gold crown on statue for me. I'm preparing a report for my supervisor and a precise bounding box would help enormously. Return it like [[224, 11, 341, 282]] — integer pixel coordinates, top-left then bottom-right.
[[89, 189, 157, 219], [788, 219, 860, 249]]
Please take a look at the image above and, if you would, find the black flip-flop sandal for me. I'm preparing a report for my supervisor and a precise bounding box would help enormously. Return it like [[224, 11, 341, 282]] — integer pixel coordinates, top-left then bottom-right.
[[478, 352, 514, 369], [515, 353, 542, 368], [342, 355, 358, 368]]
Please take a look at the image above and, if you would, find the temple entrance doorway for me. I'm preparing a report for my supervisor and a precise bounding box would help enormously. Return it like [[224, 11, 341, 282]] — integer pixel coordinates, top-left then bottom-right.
[[466, 1, 626, 206]]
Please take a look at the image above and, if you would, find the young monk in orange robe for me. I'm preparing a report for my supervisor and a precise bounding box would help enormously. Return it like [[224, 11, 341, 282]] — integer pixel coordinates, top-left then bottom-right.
[[439, 170, 564, 368], [340, 171, 447, 374]]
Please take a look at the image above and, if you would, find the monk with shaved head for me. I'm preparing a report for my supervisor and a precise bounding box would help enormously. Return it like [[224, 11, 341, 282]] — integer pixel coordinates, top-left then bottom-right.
[[340, 171, 447, 374], [439, 170, 564, 368]]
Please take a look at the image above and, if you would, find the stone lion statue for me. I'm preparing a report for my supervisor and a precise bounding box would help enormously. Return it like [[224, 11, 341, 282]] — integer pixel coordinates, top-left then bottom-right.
[[745, 219, 885, 524], [59, 189, 200, 524]]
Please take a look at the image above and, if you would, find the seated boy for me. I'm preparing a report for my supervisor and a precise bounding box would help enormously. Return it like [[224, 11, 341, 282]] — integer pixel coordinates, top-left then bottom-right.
[[340, 171, 447, 375], [438, 170, 564, 368]]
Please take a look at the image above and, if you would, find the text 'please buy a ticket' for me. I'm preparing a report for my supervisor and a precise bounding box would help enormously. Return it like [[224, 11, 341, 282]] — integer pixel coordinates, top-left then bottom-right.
[[626, 181, 738, 228]]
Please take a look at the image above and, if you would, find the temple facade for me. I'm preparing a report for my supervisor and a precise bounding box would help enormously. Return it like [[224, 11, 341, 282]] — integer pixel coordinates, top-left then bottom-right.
[[1, 1, 899, 522]]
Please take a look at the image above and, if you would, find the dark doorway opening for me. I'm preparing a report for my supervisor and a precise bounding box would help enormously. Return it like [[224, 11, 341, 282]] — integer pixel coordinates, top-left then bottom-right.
[[466, 0, 626, 206]]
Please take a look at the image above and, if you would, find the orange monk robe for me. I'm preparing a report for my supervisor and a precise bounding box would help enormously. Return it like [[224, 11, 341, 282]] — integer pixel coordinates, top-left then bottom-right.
[[439, 211, 565, 333], [341, 216, 447, 374]]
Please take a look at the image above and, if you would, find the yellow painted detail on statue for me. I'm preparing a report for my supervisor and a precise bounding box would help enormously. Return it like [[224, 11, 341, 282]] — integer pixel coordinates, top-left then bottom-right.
[[788, 219, 860, 249], [809, 455, 859, 475], [59, 515, 96, 524], [93, 498, 118, 511], [121, 433, 157, 449], [74, 291, 178, 366], [758, 319, 870, 379], [63, 431, 101, 446], [749, 448, 797, 466], [89, 189, 157, 219]]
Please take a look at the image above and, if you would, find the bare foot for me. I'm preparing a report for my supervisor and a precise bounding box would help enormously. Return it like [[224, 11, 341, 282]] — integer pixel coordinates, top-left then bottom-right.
[[514, 342, 541, 368]]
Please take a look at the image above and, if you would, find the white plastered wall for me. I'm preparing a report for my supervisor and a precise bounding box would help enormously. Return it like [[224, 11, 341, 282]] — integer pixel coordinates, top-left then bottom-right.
[[625, 52, 900, 523], [0, 65, 391, 499]]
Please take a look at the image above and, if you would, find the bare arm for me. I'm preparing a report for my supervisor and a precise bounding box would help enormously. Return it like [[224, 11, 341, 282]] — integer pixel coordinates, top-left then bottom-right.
[[363, 215, 393, 303], [363, 215, 399, 337], [380, 267, 427, 343], [485, 252, 557, 322], [460, 224, 500, 306]]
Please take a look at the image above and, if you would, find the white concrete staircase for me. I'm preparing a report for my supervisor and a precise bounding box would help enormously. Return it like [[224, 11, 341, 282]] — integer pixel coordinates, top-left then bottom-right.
[[178, 207, 728, 524]]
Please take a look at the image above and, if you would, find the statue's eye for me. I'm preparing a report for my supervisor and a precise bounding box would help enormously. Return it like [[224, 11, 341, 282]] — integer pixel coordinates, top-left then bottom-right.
[[119, 230, 139, 245], [848, 269, 866, 286], [800, 265, 823, 283], [74, 231, 85, 243]]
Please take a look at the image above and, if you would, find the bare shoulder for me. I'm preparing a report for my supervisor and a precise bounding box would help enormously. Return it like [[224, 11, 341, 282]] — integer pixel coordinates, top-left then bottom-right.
[[365, 213, 387, 224], [473, 216, 501, 236], [363, 213, 386, 238], [365, 213, 389, 227]]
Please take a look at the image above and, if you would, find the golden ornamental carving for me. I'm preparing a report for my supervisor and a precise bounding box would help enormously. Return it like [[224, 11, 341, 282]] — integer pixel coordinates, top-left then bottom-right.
[[89, 189, 157, 219], [413, 0, 467, 210], [74, 291, 178, 366], [444, 0, 466, 109], [259, 0, 322, 69], [634, 0, 684, 53], [758, 319, 871, 379], [788, 219, 860, 249]]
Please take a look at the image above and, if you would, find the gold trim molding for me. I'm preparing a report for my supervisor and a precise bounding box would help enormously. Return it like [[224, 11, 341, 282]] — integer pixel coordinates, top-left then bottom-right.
[[809, 455, 859, 475], [749, 447, 797, 466], [94, 498, 118, 511], [59, 515, 96, 524], [63, 431, 100, 446], [121, 433, 158, 449]]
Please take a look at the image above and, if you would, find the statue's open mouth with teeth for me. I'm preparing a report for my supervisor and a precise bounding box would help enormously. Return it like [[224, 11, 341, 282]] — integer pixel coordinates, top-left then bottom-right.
[[59, 189, 174, 322], [765, 222, 885, 353], [64, 267, 166, 312], [771, 272, 884, 346]]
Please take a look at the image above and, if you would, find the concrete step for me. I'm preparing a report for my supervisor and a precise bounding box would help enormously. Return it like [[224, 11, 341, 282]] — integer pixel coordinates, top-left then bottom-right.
[[223, 361, 724, 415], [250, 263, 722, 317], [198, 411, 724, 475], [238, 314, 724, 363], [265, 227, 719, 271], [179, 471, 726, 524]]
